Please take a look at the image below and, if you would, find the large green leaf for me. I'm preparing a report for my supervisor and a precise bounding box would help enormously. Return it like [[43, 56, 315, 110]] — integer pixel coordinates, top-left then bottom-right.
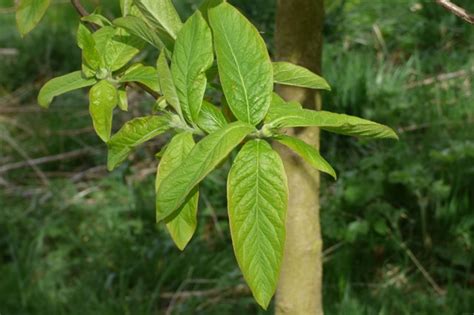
[[273, 62, 331, 91], [38, 71, 97, 108], [120, 64, 161, 93], [156, 132, 199, 250], [107, 115, 170, 170], [16, 0, 50, 36], [171, 11, 213, 123], [227, 139, 288, 309], [135, 0, 182, 40], [156, 121, 255, 222], [209, 3, 273, 125], [156, 51, 182, 116], [196, 101, 228, 134], [89, 80, 118, 142], [275, 135, 336, 179], [114, 16, 165, 50], [266, 106, 398, 140]]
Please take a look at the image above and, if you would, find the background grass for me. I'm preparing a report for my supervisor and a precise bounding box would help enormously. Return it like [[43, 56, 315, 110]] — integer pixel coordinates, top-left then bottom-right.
[[0, 0, 473, 314]]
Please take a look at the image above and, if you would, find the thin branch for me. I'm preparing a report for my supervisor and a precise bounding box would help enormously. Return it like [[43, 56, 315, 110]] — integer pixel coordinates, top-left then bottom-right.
[[0, 148, 95, 173], [70, 0, 98, 31], [436, 0, 474, 24]]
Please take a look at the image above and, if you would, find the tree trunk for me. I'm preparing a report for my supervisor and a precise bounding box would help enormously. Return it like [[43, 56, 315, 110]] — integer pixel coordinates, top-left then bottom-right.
[[274, 1, 325, 314]]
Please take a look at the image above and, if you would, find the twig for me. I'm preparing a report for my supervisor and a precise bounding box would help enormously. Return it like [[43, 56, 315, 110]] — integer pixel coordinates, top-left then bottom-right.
[[0, 131, 50, 186], [399, 242, 445, 296], [70, 0, 97, 31], [0, 148, 95, 173], [406, 66, 474, 89], [436, 0, 474, 24]]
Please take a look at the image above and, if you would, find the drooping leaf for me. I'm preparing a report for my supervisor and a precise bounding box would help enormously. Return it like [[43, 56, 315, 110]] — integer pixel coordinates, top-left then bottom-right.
[[114, 16, 166, 50], [89, 80, 118, 142], [209, 3, 273, 125], [135, 0, 182, 40], [117, 86, 128, 111], [171, 11, 214, 123], [266, 106, 398, 140], [120, 63, 161, 93], [156, 121, 255, 222], [107, 115, 170, 170], [81, 14, 112, 27], [156, 51, 182, 116], [156, 132, 199, 250], [196, 101, 228, 134], [227, 139, 288, 309], [275, 135, 336, 179], [273, 62, 331, 91], [38, 71, 97, 108], [16, 0, 50, 36]]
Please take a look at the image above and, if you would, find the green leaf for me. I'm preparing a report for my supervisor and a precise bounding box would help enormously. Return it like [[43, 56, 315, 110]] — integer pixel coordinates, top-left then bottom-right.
[[107, 115, 170, 170], [135, 0, 182, 40], [275, 135, 336, 179], [156, 51, 182, 117], [199, 0, 224, 21], [114, 16, 166, 50], [103, 28, 143, 71], [196, 101, 228, 134], [273, 62, 331, 91], [117, 86, 128, 111], [156, 132, 199, 250], [16, 0, 50, 36], [120, 63, 161, 93], [120, 0, 133, 16], [77, 23, 101, 73], [227, 139, 288, 309], [209, 3, 273, 125], [156, 121, 255, 222], [266, 107, 398, 140], [171, 11, 214, 123], [81, 14, 112, 27], [38, 71, 97, 108], [89, 80, 118, 142]]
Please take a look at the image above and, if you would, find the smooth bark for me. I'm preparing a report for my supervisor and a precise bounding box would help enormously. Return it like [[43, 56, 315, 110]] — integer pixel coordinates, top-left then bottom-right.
[[274, 0, 325, 314]]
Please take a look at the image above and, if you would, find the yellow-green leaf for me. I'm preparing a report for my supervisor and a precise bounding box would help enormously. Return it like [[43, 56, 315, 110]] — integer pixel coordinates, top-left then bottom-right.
[[107, 115, 170, 170], [171, 11, 214, 123], [275, 135, 336, 179], [157, 51, 181, 116], [156, 132, 199, 250], [156, 121, 255, 222], [227, 139, 288, 309], [16, 0, 50, 36], [38, 71, 97, 108], [89, 80, 118, 142], [120, 63, 161, 93], [196, 101, 228, 134], [266, 106, 398, 140], [209, 3, 273, 125], [273, 62, 331, 91]]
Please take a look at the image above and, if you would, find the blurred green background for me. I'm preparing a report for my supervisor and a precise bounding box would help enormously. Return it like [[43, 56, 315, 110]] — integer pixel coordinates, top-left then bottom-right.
[[1, 0, 473, 314]]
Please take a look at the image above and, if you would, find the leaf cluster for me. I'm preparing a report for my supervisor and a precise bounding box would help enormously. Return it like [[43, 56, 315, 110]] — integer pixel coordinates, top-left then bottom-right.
[[18, 0, 397, 308]]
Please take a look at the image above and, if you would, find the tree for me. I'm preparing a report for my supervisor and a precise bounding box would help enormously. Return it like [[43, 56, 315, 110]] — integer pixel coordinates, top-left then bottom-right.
[[15, 0, 397, 311], [274, 1, 325, 314]]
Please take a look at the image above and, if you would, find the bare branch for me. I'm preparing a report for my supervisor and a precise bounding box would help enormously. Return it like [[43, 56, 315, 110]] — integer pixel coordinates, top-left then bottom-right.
[[436, 0, 474, 24]]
